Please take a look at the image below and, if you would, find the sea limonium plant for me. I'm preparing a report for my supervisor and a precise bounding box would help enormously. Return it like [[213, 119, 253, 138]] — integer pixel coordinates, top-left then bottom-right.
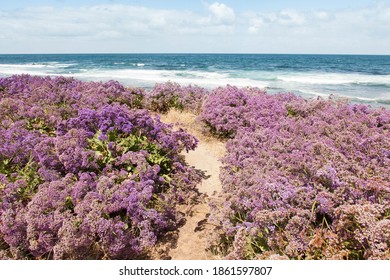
[[0, 75, 200, 259], [0, 75, 389, 260], [202, 86, 389, 259], [143, 81, 207, 114]]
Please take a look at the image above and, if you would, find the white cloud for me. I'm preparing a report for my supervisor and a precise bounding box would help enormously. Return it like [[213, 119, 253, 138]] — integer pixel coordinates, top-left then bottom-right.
[[247, 9, 306, 32], [278, 10, 305, 25], [208, 2, 235, 23], [314, 11, 331, 21], [0, 2, 389, 54], [246, 9, 307, 35], [247, 6, 390, 42], [248, 18, 264, 34], [0, 3, 237, 41], [245, 4, 390, 54]]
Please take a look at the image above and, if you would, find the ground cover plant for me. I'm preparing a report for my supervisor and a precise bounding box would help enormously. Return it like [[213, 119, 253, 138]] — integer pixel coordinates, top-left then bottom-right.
[[143, 81, 207, 114], [0, 75, 201, 259], [0, 75, 389, 260], [202, 86, 390, 260], [199, 85, 295, 138]]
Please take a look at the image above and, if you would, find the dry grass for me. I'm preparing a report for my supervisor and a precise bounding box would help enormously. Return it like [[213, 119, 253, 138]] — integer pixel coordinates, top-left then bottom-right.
[[158, 109, 226, 158]]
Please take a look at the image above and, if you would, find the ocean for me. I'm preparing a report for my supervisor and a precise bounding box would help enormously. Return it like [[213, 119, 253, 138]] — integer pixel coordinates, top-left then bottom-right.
[[0, 53, 389, 107]]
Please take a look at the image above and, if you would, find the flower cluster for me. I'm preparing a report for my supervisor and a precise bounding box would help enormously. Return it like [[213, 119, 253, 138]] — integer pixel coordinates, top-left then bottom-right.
[[0, 75, 146, 133], [205, 92, 390, 259], [199, 85, 295, 138], [0, 75, 200, 259], [143, 82, 207, 114]]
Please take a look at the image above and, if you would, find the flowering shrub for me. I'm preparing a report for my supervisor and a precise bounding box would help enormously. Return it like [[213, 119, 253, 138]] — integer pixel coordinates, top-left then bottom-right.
[[207, 97, 390, 259], [1, 74, 389, 260], [199, 85, 296, 138], [0, 75, 145, 126], [143, 82, 207, 114], [0, 75, 200, 259]]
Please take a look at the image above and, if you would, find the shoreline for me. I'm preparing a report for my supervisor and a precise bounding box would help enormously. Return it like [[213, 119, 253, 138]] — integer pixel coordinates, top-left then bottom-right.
[[0, 53, 389, 108], [0, 72, 389, 109]]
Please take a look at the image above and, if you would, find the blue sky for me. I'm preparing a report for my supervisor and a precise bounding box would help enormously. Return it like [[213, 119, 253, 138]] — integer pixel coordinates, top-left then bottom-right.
[[0, 0, 377, 11], [0, 0, 389, 54]]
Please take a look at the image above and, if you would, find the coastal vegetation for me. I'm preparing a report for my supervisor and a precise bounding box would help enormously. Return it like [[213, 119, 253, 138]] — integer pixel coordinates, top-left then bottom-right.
[[0, 75, 389, 260]]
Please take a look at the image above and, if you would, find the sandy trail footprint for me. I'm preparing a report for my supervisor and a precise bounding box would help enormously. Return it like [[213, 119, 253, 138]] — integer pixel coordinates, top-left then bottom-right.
[[168, 141, 224, 260]]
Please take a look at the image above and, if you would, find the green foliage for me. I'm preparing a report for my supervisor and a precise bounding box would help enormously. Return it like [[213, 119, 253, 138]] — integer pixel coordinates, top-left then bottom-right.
[[26, 118, 56, 136], [88, 130, 172, 179]]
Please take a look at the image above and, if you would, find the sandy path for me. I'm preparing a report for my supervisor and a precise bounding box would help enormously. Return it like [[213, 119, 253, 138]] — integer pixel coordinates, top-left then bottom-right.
[[168, 141, 224, 260]]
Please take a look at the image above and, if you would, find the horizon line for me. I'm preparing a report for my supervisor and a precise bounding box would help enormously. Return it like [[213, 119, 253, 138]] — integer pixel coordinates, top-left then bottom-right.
[[1, 52, 390, 56]]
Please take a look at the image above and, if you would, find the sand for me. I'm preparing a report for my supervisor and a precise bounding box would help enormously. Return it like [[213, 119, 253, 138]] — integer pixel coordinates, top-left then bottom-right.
[[169, 142, 223, 260], [158, 110, 226, 260]]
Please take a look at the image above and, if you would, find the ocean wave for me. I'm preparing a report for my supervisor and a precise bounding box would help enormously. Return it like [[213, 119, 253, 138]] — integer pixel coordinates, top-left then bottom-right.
[[0, 62, 76, 74], [348, 97, 390, 107], [352, 81, 390, 88], [278, 73, 390, 86], [0, 63, 388, 107], [44, 62, 76, 68], [0, 64, 53, 76], [298, 89, 390, 107], [70, 69, 269, 88]]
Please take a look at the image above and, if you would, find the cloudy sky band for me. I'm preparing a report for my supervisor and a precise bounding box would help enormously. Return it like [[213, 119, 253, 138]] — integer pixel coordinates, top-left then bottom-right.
[[0, 1, 389, 54]]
